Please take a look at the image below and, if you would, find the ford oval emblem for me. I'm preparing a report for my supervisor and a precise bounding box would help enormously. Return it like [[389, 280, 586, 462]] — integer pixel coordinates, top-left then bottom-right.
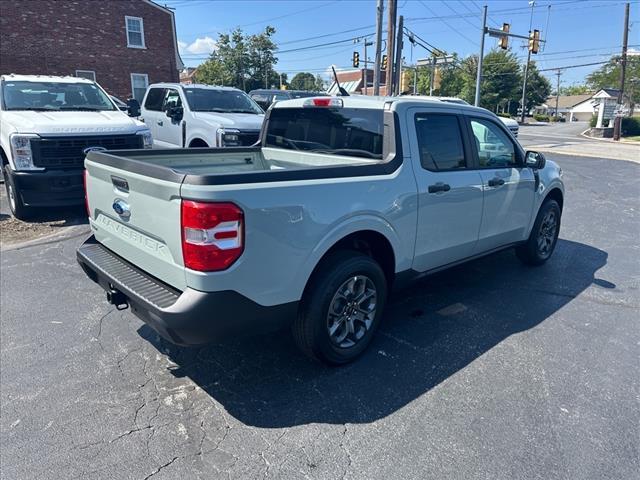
[[112, 198, 131, 219], [83, 146, 107, 155]]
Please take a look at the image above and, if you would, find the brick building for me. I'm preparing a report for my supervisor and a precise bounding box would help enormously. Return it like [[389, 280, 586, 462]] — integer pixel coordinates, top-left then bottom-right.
[[327, 69, 389, 96], [0, 0, 183, 101]]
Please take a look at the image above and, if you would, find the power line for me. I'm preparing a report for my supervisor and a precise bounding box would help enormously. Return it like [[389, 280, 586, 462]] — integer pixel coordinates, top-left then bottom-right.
[[416, 0, 479, 46], [441, 1, 479, 30]]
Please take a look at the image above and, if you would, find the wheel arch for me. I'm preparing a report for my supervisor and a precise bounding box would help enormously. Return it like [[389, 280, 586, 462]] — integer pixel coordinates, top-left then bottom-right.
[[544, 187, 564, 212], [302, 229, 397, 299], [188, 137, 209, 148], [0, 146, 8, 166]]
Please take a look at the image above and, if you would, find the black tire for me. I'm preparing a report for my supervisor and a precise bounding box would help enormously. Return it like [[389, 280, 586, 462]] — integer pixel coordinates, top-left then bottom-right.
[[293, 250, 388, 365], [516, 199, 561, 266], [3, 166, 32, 221]]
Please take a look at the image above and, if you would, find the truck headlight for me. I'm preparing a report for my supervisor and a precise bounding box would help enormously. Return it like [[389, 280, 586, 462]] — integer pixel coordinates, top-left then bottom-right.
[[136, 129, 153, 149], [217, 128, 241, 147], [9, 134, 42, 171]]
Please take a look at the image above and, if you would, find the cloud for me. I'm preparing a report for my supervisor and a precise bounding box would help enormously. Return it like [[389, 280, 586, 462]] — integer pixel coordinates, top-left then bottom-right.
[[179, 36, 217, 55]]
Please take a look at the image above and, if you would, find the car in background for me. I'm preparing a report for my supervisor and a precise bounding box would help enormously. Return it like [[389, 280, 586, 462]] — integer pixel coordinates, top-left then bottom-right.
[[248, 89, 325, 111], [0, 74, 151, 219], [140, 83, 264, 148], [436, 96, 519, 137]]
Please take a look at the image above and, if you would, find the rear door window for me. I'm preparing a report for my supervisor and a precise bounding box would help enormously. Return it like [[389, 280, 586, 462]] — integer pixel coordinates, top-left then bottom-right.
[[265, 107, 384, 159]]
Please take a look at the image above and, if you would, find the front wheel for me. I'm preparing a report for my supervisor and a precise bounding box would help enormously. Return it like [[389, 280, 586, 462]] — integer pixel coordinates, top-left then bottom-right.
[[292, 251, 388, 365], [516, 199, 561, 265], [3, 166, 32, 220]]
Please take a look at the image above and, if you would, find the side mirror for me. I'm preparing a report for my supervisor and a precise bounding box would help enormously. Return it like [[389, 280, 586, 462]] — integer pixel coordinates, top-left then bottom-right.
[[525, 150, 546, 170], [126, 98, 140, 117], [166, 105, 183, 121]]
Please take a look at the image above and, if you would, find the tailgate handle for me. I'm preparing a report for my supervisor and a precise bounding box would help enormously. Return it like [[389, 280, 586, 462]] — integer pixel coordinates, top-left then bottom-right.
[[111, 176, 129, 192]]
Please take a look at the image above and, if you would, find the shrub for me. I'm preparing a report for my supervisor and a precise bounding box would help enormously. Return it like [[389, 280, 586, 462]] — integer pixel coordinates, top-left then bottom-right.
[[497, 112, 512, 118], [621, 117, 640, 136], [589, 115, 598, 127], [534, 114, 550, 122]]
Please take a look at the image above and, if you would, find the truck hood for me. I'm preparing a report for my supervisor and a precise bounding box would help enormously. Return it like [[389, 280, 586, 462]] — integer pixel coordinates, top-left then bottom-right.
[[192, 112, 264, 131], [2, 110, 146, 135]]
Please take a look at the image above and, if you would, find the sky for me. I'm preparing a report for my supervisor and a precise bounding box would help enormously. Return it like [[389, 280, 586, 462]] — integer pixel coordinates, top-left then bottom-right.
[[165, 0, 639, 88]]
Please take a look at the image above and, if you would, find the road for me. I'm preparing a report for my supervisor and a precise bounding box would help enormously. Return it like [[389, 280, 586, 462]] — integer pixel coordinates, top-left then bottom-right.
[[518, 121, 639, 162], [1, 153, 639, 480]]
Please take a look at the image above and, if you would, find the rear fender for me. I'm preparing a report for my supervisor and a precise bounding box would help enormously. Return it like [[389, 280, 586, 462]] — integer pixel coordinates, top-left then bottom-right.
[[290, 214, 407, 300]]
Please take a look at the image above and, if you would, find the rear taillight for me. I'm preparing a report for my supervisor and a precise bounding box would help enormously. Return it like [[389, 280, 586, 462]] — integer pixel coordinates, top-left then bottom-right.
[[83, 169, 90, 217], [181, 200, 244, 271]]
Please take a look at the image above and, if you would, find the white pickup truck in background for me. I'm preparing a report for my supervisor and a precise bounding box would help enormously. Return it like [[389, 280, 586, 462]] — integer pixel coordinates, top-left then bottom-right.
[[140, 83, 265, 148], [0, 74, 152, 219]]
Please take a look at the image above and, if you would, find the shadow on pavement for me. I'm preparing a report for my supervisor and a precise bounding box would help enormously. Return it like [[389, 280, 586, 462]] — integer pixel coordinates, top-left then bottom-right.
[[139, 239, 608, 428]]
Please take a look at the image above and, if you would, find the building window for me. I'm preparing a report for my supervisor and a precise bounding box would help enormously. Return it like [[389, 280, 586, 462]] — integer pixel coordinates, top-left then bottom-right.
[[130, 73, 149, 101], [125, 16, 145, 48], [75, 70, 96, 81]]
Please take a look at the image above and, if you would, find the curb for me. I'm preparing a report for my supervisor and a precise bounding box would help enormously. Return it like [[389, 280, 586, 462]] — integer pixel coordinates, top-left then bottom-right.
[[533, 148, 640, 164], [1, 224, 91, 252]]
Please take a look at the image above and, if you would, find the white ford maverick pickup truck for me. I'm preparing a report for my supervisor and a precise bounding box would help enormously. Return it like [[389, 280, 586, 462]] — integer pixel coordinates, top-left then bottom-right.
[[78, 95, 564, 364]]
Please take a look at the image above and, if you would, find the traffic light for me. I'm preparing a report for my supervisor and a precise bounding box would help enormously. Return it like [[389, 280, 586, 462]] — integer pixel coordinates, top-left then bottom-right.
[[400, 70, 411, 93], [528, 29, 540, 54], [381, 54, 388, 71], [499, 23, 510, 50], [352, 51, 360, 68]]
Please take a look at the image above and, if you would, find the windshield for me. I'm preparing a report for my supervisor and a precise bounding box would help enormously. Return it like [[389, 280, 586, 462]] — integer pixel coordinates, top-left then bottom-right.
[[265, 107, 384, 159], [184, 88, 263, 114], [2, 81, 116, 111]]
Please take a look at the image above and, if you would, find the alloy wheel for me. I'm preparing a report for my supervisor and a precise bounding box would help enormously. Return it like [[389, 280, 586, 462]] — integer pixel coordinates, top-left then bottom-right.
[[326, 275, 377, 349]]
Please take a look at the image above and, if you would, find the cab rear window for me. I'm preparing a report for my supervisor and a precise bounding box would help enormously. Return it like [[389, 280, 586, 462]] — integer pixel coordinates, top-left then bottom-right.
[[265, 107, 384, 159]]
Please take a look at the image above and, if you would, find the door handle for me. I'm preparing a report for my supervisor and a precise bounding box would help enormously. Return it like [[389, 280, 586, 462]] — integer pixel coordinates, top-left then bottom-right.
[[157, 120, 163, 126], [428, 183, 451, 193], [488, 177, 505, 187]]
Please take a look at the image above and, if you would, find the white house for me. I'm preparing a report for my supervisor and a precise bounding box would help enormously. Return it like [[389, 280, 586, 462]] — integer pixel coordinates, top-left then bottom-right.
[[539, 89, 630, 122]]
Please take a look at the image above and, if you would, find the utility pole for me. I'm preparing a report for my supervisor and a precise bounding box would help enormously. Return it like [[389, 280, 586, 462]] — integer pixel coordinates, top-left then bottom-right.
[[554, 69, 561, 120], [613, 2, 630, 141], [373, 0, 384, 96], [386, 0, 397, 95], [393, 15, 404, 96], [429, 56, 437, 95], [520, 0, 536, 123], [413, 67, 418, 95], [474, 5, 487, 106]]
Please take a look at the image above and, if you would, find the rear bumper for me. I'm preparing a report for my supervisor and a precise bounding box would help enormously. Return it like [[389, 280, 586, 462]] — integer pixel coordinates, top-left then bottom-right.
[[10, 169, 84, 207], [76, 236, 297, 346]]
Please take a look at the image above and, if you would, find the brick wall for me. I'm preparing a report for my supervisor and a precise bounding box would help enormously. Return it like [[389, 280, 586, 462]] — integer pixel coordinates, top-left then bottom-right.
[[0, 0, 180, 100]]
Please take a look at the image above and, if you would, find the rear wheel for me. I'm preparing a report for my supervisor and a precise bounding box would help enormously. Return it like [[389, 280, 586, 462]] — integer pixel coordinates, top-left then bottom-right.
[[3, 166, 32, 220], [516, 199, 561, 265], [293, 251, 388, 365]]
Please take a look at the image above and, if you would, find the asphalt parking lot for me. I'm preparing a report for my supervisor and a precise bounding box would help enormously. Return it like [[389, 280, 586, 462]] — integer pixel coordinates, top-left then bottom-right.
[[1, 153, 639, 480]]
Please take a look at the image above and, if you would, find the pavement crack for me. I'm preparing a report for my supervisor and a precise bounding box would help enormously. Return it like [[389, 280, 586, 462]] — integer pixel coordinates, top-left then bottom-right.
[[339, 424, 353, 480], [143, 456, 179, 480]]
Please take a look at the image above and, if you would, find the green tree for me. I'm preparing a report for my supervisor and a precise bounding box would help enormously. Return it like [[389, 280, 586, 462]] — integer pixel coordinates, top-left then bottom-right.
[[522, 62, 552, 114], [290, 72, 318, 91], [586, 55, 640, 106], [560, 84, 591, 96], [314, 74, 326, 91], [194, 26, 279, 91], [478, 49, 522, 112]]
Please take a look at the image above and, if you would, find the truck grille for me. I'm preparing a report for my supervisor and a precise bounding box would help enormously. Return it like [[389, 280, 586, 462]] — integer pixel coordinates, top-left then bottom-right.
[[31, 134, 142, 169], [237, 130, 260, 146]]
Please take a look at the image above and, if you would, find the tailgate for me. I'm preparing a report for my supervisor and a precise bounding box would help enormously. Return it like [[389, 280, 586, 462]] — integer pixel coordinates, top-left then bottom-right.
[[85, 156, 187, 291]]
